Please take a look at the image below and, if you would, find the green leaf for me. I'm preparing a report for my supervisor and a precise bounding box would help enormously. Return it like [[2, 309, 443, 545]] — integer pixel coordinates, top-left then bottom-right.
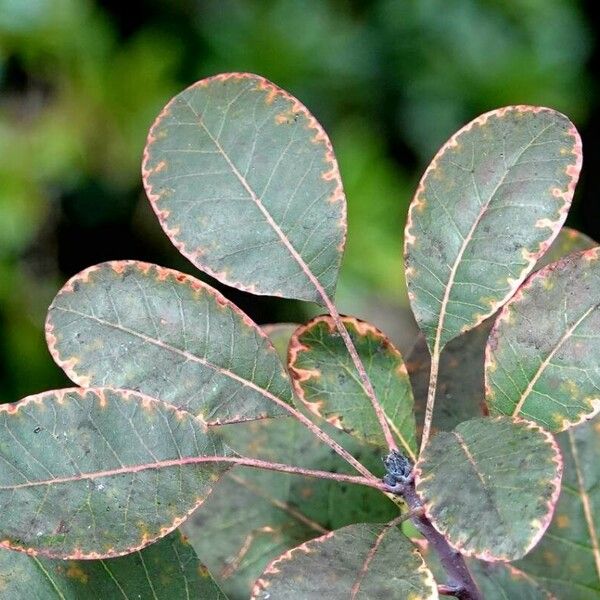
[[0, 388, 232, 558], [407, 319, 491, 437], [185, 416, 398, 599], [407, 227, 597, 437], [261, 323, 299, 362], [288, 316, 417, 459], [142, 72, 346, 303], [516, 413, 600, 599], [415, 416, 562, 561], [46, 261, 291, 424], [0, 530, 228, 599], [251, 522, 438, 600], [486, 247, 600, 431], [536, 227, 596, 270], [418, 539, 554, 599], [405, 106, 582, 353]]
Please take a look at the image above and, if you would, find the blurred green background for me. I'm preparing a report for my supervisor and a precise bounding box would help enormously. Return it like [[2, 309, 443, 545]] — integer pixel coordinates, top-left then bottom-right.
[[0, 0, 598, 403]]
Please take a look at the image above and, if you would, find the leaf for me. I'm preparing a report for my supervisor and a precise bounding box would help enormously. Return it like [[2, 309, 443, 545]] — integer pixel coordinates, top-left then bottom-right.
[[142, 72, 346, 303], [417, 539, 555, 599], [486, 247, 600, 432], [261, 323, 299, 362], [46, 261, 291, 424], [0, 530, 228, 599], [415, 416, 562, 561], [405, 106, 582, 354], [251, 522, 438, 600], [407, 319, 491, 436], [288, 316, 417, 458], [407, 227, 597, 437], [516, 413, 600, 599], [0, 388, 232, 558], [184, 415, 398, 599]]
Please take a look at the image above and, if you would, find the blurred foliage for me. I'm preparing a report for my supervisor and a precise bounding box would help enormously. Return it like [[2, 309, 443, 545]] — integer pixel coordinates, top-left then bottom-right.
[[0, 0, 595, 403]]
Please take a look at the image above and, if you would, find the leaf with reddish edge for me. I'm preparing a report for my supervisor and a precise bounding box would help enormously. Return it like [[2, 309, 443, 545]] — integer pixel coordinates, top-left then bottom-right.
[[516, 413, 600, 599], [486, 248, 600, 432], [0, 388, 233, 559], [0, 530, 228, 599], [46, 261, 291, 424], [185, 414, 398, 599], [142, 72, 346, 304], [415, 417, 562, 561], [405, 106, 582, 354], [288, 316, 417, 458], [407, 227, 596, 438], [251, 521, 438, 600], [416, 539, 555, 599]]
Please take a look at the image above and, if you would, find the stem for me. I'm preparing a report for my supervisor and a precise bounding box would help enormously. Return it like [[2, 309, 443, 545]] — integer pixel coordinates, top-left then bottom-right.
[[319, 292, 398, 453], [214, 456, 385, 490], [395, 481, 482, 600], [420, 349, 440, 454]]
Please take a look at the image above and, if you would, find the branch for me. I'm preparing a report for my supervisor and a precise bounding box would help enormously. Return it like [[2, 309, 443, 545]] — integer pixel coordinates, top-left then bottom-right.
[[319, 292, 398, 453], [388, 480, 482, 600]]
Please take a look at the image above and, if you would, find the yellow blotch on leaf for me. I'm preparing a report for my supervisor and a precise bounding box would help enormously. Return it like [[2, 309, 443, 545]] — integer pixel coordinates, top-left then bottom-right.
[[66, 563, 89, 584]]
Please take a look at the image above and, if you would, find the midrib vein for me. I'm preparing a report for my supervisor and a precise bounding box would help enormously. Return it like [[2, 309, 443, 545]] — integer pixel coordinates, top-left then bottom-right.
[[568, 429, 600, 580], [198, 121, 324, 295], [54, 306, 282, 406], [432, 123, 554, 356], [512, 304, 596, 417]]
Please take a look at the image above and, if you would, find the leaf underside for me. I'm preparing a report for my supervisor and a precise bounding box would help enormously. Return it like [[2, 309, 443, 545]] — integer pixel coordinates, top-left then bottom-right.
[[405, 106, 582, 353], [415, 417, 562, 561], [0, 388, 232, 558], [46, 261, 291, 424], [184, 415, 398, 599], [142, 72, 346, 303], [0, 530, 227, 599], [251, 522, 438, 600], [486, 247, 600, 432], [288, 315, 417, 458], [516, 412, 600, 599]]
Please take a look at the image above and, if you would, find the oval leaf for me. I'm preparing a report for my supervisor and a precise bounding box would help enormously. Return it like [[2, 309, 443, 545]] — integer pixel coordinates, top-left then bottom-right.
[[0, 531, 228, 599], [251, 522, 438, 600], [142, 72, 346, 303], [46, 261, 291, 424], [415, 417, 562, 561], [486, 248, 600, 431], [288, 316, 417, 459], [405, 106, 582, 353], [0, 388, 233, 558], [516, 413, 600, 599]]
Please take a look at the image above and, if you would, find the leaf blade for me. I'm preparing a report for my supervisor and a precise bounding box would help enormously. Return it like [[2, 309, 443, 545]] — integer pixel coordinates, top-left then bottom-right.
[[415, 416, 562, 561], [288, 316, 417, 458], [142, 72, 346, 303], [405, 106, 582, 352], [0, 530, 228, 599], [0, 388, 232, 558], [251, 522, 438, 600], [516, 413, 600, 598], [486, 248, 600, 431], [46, 261, 291, 424]]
